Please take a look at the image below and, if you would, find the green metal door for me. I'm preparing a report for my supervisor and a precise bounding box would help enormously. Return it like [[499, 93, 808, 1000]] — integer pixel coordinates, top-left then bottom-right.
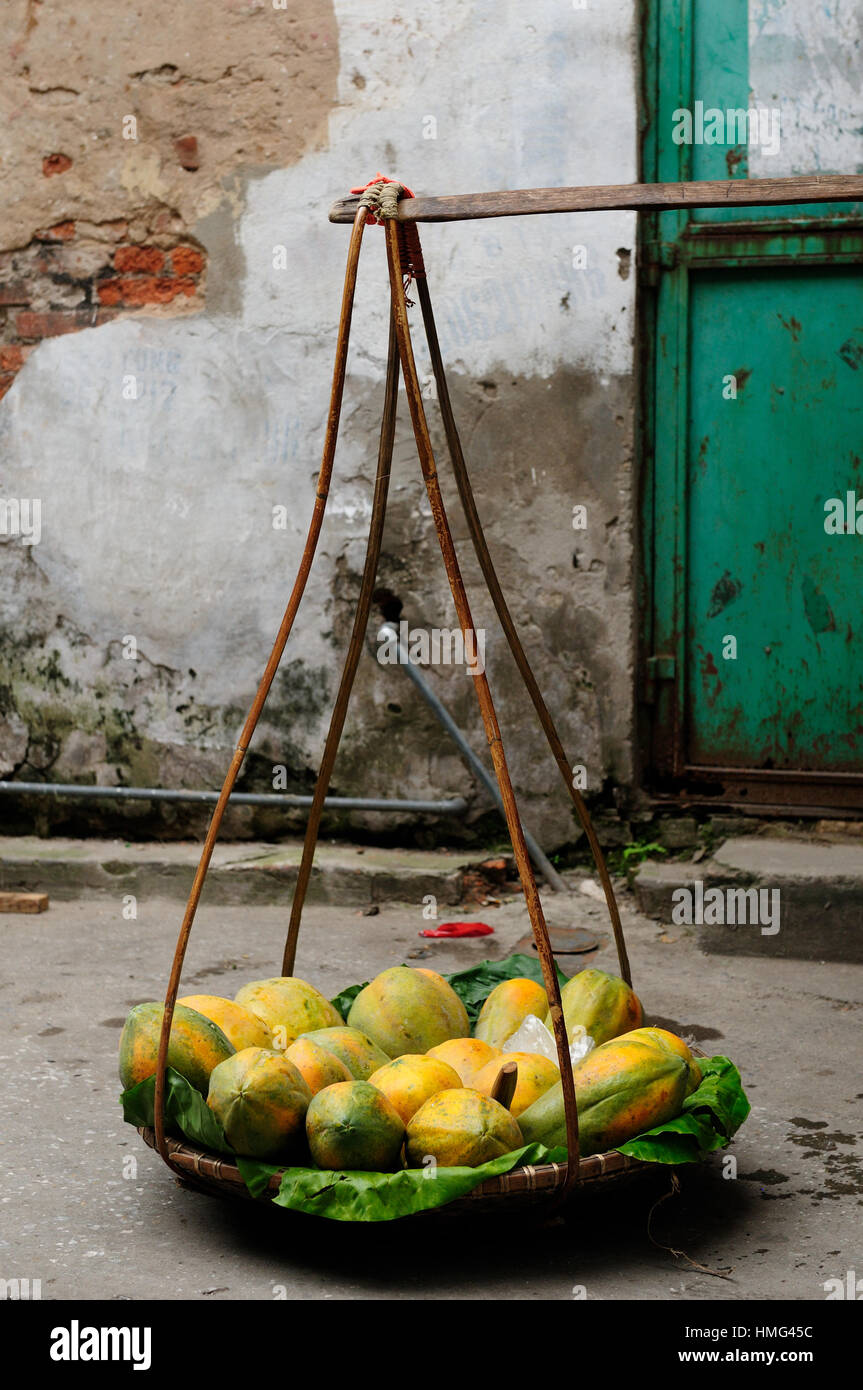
[[641, 0, 863, 809]]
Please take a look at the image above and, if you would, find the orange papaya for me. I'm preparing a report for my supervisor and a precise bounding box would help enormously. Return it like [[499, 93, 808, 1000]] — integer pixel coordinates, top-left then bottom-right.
[[472, 1051, 560, 1117], [474, 977, 548, 1049], [207, 1047, 312, 1160], [284, 1036, 353, 1093], [546, 968, 643, 1045], [426, 1037, 501, 1087], [368, 1054, 462, 1125], [405, 1088, 523, 1169], [178, 994, 273, 1051], [119, 1001, 235, 1094], [306, 1080, 405, 1171], [517, 1037, 688, 1154], [617, 1026, 702, 1096], [347, 966, 469, 1057]]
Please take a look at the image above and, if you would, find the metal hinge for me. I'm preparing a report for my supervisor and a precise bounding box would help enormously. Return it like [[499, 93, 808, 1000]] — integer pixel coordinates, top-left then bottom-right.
[[647, 654, 676, 680], [644, 653, 676, 704], [640, 240, 680, 278]]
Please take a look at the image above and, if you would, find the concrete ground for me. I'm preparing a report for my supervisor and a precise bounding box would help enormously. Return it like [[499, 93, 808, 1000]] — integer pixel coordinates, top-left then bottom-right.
[[2, 883, 861, 1302]]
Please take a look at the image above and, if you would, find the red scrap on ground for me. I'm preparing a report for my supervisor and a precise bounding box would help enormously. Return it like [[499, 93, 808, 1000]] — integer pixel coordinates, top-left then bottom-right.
[[420, 921, 494, 938]]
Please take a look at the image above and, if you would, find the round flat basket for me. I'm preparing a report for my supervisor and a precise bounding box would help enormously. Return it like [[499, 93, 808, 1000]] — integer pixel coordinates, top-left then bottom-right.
[[137, 1125, 660, 1214]]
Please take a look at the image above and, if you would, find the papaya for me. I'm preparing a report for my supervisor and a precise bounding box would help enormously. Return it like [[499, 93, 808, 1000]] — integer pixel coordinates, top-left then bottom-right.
[[347, 966, 469, 1057], [617, 1026, 702, 1096], [306, 1080, 405, 1171], [234, 977, 342, 1047], [178, 994, 273, 1052], [119, 1002, 235, 1094], [414, 969, 474, 1033], [207, 1047, 312, 1160], [517, 1037, 689, 1154], [472, 1051, 560, 1118], [545, 968, 643, 1046], [284, 1037, 353, 1094], [474, 977, 548, 1049], [368, 1054, 462, 1125], [299, 1026, 391, 1080], [426, 1037, 501, 1088], [405, 1088, 524, 1169]]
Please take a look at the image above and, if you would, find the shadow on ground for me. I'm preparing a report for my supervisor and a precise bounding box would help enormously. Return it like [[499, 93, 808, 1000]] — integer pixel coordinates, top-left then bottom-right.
[[184, 1162, 756, 1298]]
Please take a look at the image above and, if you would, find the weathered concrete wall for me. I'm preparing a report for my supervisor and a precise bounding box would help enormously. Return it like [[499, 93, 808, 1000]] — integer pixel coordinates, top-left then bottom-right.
[[0, 0, 638, 846]]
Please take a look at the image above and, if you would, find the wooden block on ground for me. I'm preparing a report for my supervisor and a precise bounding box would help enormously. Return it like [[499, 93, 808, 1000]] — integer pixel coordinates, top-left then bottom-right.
[[0, 891, 49, 914]]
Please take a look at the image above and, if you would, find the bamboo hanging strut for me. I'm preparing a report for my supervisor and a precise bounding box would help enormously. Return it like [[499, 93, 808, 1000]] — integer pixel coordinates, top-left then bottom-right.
[[382, 215, 581, 1191], [153, 208, 371, 1160], [154, 179, 642, 1199], [281, 309, 400, 976]]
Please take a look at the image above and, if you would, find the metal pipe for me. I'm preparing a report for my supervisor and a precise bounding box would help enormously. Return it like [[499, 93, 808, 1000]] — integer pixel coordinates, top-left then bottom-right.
[[375, 623, 566, 892], [0, 781, 466, 814]]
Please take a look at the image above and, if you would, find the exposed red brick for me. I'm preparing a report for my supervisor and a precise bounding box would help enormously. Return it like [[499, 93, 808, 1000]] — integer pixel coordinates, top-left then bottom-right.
[[15, 309, 108, 339], [0, 374, 17, 400], [35, 220, 76, 242], [0, 284, 31, 307], [96, 281, 123, 306], [98, 276, 198, 307], [0, 345, 31, 372], [169, 245, 205, 276], [114, 244, 166, 274], [174, 135, 199, 170], [43, 152, 73, 177]]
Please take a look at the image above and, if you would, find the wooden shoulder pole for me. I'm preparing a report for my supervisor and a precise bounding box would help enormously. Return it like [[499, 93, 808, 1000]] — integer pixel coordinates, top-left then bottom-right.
[[330, 173, 863, 224]]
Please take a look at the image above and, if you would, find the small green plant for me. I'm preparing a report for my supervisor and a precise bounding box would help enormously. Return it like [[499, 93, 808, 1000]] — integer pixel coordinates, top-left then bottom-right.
[[604, 840, 667, 875], [621, 840, 667, 867]]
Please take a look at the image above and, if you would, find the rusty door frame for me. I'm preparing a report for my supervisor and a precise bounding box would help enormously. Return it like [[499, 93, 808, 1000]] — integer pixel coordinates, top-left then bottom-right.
[[637, 0, 863, 812]]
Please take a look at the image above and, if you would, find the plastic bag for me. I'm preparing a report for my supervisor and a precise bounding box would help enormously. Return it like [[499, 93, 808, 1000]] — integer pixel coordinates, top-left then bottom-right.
[[502, 1013, 595, 1066]]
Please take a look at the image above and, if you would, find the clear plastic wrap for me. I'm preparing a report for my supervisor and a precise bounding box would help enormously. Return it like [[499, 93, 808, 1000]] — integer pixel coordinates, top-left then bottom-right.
[[502, 1013, 595, 1066]]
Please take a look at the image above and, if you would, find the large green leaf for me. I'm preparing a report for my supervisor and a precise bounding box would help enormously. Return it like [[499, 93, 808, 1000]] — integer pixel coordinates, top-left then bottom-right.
[[329, 980, 367, 1019], [238, 1142, 566, 1222], [120, 1067, 233, 1154]]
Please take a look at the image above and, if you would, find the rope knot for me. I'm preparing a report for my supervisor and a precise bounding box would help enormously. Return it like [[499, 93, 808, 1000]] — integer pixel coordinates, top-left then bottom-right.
[[348, 174, 423, 300], [349, 173, 414, 226]]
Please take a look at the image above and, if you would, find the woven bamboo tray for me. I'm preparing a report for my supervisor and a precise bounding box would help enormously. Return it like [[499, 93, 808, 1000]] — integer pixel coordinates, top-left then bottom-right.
[[138, 1125, 659, 1213], [142, 178, 683, 1216]]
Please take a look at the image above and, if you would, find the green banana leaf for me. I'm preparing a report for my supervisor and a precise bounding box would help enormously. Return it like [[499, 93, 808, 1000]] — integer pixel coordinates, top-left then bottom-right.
[[237, 1142, 567, 1221], [121, 1066, 234, 1153], [120, 954, 750, 1220]]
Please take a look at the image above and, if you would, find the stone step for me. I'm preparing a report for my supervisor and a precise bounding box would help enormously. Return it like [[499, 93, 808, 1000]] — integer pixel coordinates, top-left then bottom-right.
[[633, 835, 863, 962], [0, 836, 474, 909]]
